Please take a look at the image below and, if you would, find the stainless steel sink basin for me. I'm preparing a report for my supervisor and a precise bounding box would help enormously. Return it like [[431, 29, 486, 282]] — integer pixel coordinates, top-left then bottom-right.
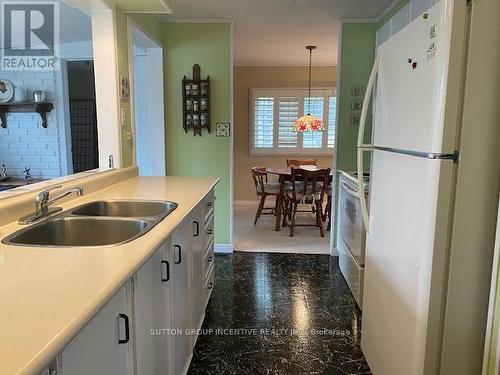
[[2, 200, 178, 247], [3, 217, 149, 247], [70, 200, 177, 219]]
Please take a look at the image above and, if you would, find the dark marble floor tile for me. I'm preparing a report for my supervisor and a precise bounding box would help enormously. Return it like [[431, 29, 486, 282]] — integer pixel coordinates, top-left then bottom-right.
[[188, 253, 371, 375]]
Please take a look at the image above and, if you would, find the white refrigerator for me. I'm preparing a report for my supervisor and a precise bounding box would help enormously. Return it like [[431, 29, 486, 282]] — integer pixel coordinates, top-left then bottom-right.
[[355, 1, 473, 374]]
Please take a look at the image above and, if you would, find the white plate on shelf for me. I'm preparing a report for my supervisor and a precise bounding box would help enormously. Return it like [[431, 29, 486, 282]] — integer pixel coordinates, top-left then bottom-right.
[[0, 79, 14, 103]]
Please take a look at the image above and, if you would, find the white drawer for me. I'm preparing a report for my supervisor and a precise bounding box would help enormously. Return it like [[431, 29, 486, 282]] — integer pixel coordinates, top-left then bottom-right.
[[204, 263, 214, 306], [204, 191, 215, 225], [338, 237, 364, 310], [204, 235, 214, 273]]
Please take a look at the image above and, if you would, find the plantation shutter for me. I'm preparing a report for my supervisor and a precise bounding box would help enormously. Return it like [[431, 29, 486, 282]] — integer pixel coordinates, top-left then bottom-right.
[[252, 89, 274, 148], [327, 95, 337, 148], [277, 90, 299, 148]]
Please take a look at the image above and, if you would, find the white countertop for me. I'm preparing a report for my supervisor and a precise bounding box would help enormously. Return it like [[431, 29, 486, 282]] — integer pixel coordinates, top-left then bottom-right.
[[0, 176, 218, 375]]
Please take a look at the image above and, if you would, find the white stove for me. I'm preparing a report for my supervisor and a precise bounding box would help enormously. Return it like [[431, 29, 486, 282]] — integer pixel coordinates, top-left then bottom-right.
[[337, 170, 369, 309]]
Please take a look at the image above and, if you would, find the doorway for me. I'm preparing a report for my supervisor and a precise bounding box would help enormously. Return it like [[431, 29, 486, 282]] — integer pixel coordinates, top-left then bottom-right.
[[129, 23, 165, 176], [66, 60, 99, 174]]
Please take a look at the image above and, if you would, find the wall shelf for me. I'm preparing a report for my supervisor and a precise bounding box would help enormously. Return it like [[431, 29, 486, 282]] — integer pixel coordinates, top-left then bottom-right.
[[182, 64, 211, 136], [0, 101, 54, 129]]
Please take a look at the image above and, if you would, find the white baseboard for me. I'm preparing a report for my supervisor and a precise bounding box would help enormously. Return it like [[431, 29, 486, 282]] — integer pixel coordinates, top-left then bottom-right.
[[330, 247, 339, 256], [215, 244, 234, 253]]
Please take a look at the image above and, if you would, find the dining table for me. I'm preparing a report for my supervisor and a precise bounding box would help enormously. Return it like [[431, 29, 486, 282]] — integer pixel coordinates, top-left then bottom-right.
[[266, 166, 333, 231]]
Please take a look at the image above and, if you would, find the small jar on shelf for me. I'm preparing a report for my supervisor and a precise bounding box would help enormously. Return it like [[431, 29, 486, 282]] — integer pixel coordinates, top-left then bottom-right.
[[201, 113, 208, 126], [200, 83, 208, 96], [192, 84, 199, 96], [201, 98, 208, 111]]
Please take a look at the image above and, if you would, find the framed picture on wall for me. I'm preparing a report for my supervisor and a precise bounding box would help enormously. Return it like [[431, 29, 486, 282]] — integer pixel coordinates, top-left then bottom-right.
[[351, 99, 362, 110], [351, 85, 363, 97], [351, 112, 361, 124]]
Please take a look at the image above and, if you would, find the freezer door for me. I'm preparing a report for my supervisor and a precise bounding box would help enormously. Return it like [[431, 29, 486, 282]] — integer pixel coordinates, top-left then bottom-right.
[[374, 2, 452, 153], [361, 149, 453, 375]]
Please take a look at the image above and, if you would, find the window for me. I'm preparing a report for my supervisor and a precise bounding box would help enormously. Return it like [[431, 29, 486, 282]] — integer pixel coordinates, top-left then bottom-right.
[[250, 88, 337, 155]]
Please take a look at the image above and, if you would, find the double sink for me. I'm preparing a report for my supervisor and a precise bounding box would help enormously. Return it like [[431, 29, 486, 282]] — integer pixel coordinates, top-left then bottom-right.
[[2, 200, 178, 247]]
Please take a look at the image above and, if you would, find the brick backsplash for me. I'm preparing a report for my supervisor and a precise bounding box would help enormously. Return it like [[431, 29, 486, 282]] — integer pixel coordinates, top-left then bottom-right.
[[0, 71, 63, 179]]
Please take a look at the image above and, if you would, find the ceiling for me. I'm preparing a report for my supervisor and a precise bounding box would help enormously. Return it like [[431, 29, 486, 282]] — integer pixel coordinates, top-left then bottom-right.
[[161, 0, 394, 66]]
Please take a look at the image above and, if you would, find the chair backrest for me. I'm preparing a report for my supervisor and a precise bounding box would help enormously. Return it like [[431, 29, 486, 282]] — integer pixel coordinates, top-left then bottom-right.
[[290, 167, 330, 202], [286, 158, 318, 167], [251, 167, 267, 195]]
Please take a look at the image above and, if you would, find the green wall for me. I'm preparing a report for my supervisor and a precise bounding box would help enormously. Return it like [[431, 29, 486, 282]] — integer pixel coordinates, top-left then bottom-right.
[[336, 22, 376, 171], [333, 22, 376, 244], [163, 23, 232, 245]]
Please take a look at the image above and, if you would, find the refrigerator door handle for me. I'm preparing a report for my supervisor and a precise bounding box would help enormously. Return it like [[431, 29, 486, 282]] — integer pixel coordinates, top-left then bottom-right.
[[357, 55, 379, 232]]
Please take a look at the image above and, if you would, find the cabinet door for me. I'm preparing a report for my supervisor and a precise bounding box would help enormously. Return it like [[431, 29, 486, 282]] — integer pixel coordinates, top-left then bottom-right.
[[134, 243, 172, 375], [60, 284, 133, 375], [170, 220, 192, 375], [190, 204, 205, 332]]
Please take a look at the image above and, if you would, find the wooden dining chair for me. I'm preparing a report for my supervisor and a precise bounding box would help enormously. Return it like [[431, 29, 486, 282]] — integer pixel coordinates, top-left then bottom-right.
[[322, 184, 333, 230], [251, 167, 281, 225], [286, 158, 318, 167], [285, 167, 330, 237]]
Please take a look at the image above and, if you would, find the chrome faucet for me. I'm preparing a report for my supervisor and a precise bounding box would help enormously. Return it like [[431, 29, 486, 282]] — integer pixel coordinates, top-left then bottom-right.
[[23, 166, 31, 182], [19, 185, 84, 224]]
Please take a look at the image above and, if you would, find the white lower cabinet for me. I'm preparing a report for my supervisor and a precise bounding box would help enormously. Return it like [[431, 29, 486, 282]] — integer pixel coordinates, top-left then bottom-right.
[[169, 220, 193, 375], [134, 242, 171, 375], [59, 283, 134, 375], [53, 189, 215, 375]]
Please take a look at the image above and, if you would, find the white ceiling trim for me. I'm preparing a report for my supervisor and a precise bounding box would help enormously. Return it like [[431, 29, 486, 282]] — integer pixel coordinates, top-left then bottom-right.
[[341, 18, 377, 23]]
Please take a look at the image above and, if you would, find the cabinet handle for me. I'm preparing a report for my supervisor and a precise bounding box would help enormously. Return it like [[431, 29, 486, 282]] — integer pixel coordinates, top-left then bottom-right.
[[161, 260, 170, 282], [206, 229, 213, 235], [206, 282, 214, 290], [207, 201, 213, 207], [193, 221, 200, 237], [118, 313, 130, 344], [207, 256, 214, 262], [174, 244, 182, 264]]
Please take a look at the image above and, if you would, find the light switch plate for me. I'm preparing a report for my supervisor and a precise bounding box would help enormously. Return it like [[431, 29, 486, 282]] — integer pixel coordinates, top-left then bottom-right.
[[216, 122, 230, 137]]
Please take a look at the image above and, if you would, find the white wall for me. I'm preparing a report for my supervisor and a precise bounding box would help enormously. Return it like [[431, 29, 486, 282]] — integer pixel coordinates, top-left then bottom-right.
[[0, 71, 62, 179]]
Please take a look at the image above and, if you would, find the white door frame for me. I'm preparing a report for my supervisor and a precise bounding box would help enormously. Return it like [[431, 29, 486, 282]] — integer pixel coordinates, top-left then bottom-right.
[[90, 3, 122, 170], [126, 18, 166, 176]]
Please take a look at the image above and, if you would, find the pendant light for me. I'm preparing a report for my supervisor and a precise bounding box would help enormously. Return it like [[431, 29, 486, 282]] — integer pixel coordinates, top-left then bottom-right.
[[294, 45, 325, 132]]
